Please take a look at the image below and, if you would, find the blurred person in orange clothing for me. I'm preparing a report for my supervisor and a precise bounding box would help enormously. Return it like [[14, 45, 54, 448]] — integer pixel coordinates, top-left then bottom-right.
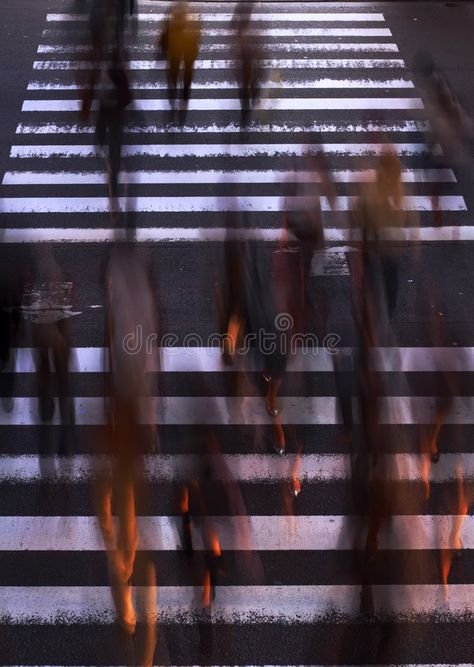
[[158, 1, 201, 124], [96, 239, 159, 636], [347, 183, 404, 616], [351, 146, 418, 321]]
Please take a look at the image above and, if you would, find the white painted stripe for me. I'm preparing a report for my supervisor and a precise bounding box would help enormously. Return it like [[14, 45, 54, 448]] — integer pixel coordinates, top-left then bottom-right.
[[33, 58, 404, 70], [8, 346, 474, 374], [134, 0, 383, 4], [46, 13, 387, 22], [41, 27, 393, 37], [1, 584, 473, 622], [43, 28, 393, 41], [0, 226, 470, 244], [0, 396, 473, 425], [27, 78, 415, 91], [1, 453, 473, 483], [8, 665, 473, 667], [1, 516, 473, 551], [21, 98, 423, 112], [0, 196, 464, 213], [9, 143, 434, 159], [44, 0, 385, 4], [3, 169, 454, 186], [202, 27, 394, 38], [133, 0, 397, 6], [39, 1, 399, 9], [14, 120, 430, 135], [37, 42, 401, 54]]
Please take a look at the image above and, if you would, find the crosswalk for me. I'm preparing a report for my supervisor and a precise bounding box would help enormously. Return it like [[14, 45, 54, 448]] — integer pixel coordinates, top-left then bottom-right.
[[0, 0, 469, 241], [0, 1, 473, 666]]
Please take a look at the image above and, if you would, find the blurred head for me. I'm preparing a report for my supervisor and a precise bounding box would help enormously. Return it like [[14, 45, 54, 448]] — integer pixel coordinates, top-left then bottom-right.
[[173, 1, 189, 21]]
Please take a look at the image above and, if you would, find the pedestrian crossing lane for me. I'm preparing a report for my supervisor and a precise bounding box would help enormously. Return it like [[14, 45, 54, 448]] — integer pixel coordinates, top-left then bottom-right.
[[0, 3, 473, 666], [1, 0, 468, 240]]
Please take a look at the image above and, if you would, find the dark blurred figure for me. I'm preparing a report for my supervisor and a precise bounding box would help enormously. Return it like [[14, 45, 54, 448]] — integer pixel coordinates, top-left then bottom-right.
[[344, 198, 402, 617], [179, 430, 224, 604], [158, 1, 201, 125], [0, 249, 26, 413], [280, 145, 336, 331], [179, 426, 264, 659], [80, 0, 109, 120], [414, 51, 473, 229], [231, 1, 264, 126], [215, 230, 288, 453], [242, 240, 288, 452], [273, 146, 336, 495], [80, 0, 131, 117], [113, 0, 138, 50], [95, 57, 133, 204], [80, 0, 133, 208], [216, 228, 244, 366], [418, 304, 458, 466], [96, 240, 158, 640], [409, 301, 469, 599], [29, 246, 77, 456]]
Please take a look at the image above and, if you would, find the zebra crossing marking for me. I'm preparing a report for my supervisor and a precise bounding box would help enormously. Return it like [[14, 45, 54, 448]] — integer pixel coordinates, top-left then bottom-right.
[[32, 58, 405, 70], [3, 345, 473, 373], [1, 584, 473, 622], [13, 120, 430, 134], [37, 42, 402, 54], [46, 12, 387, 23], [1, 515, 472, 551], [0, 396, 472, 426], [0, 195, 465, 214], [2, 169, 456, 185], [0, 226, 468, 243], [1, 453, 473, 483], [9, 142, 436, 158], [26, 78, 416, 91]]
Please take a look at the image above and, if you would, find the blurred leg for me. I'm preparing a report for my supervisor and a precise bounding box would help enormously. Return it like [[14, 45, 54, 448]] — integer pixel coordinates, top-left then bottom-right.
[[115, 456, 137, 581], [167, 57, 180, 109], [34, 329, 54, 422], [183, 58, 195, 104], [53, 326, 76, 454]]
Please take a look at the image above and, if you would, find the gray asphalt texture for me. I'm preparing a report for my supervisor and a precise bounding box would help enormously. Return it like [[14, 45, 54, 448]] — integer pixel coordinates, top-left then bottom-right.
[[1, 1, 474, 665]]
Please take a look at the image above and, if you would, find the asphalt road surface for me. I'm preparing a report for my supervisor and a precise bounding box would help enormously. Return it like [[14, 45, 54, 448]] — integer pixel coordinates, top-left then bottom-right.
[[0, 1, 474, 665]]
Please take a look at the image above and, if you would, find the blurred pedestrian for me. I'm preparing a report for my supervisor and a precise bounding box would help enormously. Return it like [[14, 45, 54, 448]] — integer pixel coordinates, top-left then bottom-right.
[[29, 246, 77, 455], [414, 51, 473, 229], [231, 1, 264, 126], [241, 240, 288, 452], [280, 146, 336, 330], [96, 241, 159, 635], [80, 0, 109, 120], [347, 200, 403, 616], [352, 148, 413, 321], [95, 57, 133, 203], [158, 1, 201, 125], [216, 227, 244, 366]]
